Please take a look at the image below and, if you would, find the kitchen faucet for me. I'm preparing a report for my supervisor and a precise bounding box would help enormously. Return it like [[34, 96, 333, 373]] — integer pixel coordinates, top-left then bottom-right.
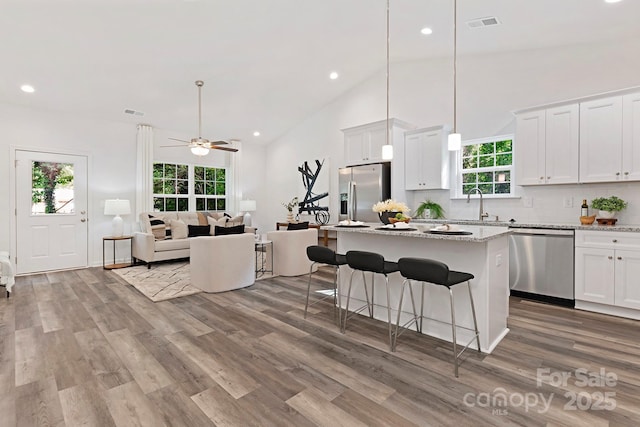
[[467, 187, 489, 221]]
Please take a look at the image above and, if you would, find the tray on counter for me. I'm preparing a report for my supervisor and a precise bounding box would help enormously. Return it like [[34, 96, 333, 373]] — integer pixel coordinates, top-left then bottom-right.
[[376, 227, 418, 231], [427, 230, 473, 235]]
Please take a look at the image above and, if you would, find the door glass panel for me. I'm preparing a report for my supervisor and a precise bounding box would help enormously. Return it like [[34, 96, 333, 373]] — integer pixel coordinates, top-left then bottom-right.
[[31, 161, 74, 214]]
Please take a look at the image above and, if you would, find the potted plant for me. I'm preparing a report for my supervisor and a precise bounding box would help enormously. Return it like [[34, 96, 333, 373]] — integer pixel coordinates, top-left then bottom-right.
[[282, 197, 299, 222], [591, 196, 627, 219], [414, 200, 445, 219], [372, 199, 410, 224]]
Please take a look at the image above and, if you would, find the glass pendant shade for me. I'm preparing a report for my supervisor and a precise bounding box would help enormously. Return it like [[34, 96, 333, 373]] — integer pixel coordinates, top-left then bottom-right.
[[448, 133, 461, 151], [190, 145, 210, 156], [382, 144, 393, 160]]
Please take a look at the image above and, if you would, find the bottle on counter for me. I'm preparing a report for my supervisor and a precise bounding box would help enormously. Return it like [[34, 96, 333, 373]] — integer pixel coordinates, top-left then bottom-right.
[[581, 199, 589, 216]]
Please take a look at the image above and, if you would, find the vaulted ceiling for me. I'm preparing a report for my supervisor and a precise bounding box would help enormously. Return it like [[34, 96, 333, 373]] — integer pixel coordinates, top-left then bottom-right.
[[1, 0, 638, 145]]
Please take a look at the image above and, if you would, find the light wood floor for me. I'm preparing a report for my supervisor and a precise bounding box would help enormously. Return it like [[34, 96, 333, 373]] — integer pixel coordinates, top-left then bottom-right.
[[1, 266, 639, 426]]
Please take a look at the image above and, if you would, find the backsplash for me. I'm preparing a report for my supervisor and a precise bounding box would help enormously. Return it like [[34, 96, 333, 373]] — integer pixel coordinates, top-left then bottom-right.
[[408, 181, 640, 226]]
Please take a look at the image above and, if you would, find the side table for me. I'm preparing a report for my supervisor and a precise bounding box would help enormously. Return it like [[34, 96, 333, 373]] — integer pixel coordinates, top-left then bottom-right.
[[103, 235, 134, 270], [255, 239, 273, 277]]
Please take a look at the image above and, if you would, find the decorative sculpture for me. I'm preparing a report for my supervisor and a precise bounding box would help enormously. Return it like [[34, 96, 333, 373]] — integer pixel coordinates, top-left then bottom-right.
[[298, 159, 330, 224]]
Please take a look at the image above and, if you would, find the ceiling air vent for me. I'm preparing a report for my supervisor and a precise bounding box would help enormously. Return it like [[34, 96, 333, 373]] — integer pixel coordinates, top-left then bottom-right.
[[124, 109, 144, 117], [466, 16, 500, 29]]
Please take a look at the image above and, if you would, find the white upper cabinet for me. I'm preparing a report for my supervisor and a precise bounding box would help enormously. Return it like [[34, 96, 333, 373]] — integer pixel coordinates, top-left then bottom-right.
[[622, 92, 640, 181], [579, 96, 623, 183], [342, 118, 415, 167], [404, 126, 450, 190], [515, 104, 578, 185], [516, 87, 640, 185], [515, 110, 546, 185], [545, 104, 579, 183]]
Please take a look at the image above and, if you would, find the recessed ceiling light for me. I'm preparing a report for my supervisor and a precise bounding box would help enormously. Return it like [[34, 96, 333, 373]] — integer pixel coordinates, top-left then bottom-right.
[[329, 72, 339, 80], [253, 131, 260, 137], [420, 27, 433, 35], [20, 84, 35, 93], [604, 0, 622, 3]]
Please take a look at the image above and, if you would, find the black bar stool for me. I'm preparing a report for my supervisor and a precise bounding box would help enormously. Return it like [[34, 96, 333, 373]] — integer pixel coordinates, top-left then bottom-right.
[[305, 246, 347, 326], [395, 257, 480, 377], [344, 250, 401, 351]]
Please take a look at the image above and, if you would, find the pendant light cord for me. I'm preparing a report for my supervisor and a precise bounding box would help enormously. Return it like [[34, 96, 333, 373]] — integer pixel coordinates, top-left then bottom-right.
[[386, 0, 390, 146], [453, 0, 457, 134]]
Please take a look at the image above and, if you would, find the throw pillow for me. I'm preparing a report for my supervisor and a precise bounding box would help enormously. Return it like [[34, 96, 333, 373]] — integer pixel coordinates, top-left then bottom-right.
[[226, 215, 244, 227], [171, 219, 188, 239], [287, 221, 310, 230], [188, 224, 211, 237], [148, 214, 168, 240], [214, 224, 245, 235], [207, 216, 228, 235], [197, 212, 208, 225]]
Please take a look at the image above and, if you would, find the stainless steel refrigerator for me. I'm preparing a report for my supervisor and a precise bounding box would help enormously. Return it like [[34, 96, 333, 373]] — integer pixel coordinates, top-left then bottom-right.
[[339, 163, 391, 222]]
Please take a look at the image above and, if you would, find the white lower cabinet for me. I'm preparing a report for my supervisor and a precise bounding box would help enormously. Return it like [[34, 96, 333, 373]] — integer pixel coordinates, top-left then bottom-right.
[[575, 230, 640, 317]]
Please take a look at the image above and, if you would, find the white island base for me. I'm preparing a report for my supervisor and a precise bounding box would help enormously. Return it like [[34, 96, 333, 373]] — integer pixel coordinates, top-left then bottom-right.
[[331, 225, 511, 353]]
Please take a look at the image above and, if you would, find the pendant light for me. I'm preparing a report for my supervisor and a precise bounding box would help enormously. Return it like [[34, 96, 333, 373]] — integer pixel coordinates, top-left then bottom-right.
[[448, 0, 461, 151], [381, 0, 393, 160]]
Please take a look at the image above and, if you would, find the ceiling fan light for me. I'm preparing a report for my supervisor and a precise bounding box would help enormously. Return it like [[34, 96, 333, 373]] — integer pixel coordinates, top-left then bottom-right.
[[190, 145, 210, 156]]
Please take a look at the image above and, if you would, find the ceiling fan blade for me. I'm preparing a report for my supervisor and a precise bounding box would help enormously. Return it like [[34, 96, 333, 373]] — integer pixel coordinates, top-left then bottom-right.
[[160, 144, 188, 148], [168, 137, 190, 143], [211, 145, 238, 152], [210, 140, 229, 145]]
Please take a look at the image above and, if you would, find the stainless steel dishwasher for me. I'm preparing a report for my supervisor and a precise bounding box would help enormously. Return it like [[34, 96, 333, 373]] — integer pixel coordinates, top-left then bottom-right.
[[508, 227, 575, 307]]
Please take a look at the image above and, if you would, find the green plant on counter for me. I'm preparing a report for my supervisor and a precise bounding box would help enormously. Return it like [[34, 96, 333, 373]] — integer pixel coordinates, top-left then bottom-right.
[[415, 200, 445, 219], [591, 196, 627, 212]]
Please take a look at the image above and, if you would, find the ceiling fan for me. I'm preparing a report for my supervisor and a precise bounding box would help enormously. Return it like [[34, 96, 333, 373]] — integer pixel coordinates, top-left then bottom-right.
[[163, 80, 239, 155]]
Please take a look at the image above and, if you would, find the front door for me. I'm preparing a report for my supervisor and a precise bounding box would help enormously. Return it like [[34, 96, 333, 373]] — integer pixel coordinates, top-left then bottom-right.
[[15, 150, 88, 274]]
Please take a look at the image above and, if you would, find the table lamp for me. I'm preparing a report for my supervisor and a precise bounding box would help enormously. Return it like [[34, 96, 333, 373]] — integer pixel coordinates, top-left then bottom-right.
[[104, 199, 131, 237], [239, 200, 256, 227]]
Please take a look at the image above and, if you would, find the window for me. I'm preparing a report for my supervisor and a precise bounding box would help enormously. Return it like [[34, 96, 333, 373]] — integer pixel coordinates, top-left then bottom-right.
[[31, 161, 75, 214], [153, 162, 227, 211], [194, 166, 227, 211], [458, 135, 514, 197]]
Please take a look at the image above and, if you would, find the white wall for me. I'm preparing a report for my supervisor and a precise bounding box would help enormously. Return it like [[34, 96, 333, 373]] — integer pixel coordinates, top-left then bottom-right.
[[0, 105, 265, 267], [264, 38, 640, 228]]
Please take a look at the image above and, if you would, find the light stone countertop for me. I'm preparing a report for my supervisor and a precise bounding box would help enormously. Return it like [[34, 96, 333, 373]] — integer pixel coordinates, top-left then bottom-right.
[[322, 223, 511, 243], [412, 219, 640, 233]]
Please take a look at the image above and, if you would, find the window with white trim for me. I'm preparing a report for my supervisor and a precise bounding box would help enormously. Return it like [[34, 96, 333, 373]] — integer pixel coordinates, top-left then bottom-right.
[[153, 162, 227, 211], [456, 135, 514, 197]]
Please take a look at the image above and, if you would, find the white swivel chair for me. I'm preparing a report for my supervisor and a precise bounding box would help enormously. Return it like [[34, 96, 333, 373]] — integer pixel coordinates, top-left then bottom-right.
[[190, 234, 255, 292], [266, 229, 318, 277]]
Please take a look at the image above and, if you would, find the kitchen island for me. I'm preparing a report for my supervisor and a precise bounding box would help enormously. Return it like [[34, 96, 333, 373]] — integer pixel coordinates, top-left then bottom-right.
[[322, 223, 512, 353]]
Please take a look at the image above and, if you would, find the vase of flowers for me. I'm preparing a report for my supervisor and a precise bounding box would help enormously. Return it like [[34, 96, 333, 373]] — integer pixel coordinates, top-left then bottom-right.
[[282, 197, 299, 222], [372, 199, 410, 225]]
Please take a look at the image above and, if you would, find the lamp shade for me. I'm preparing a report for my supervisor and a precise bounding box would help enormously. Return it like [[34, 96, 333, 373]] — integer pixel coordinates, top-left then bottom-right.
[[381, 144, 393, 160], [448, 133, 461, 151], [239, 200, 257, 212], [104, 199, 131, 216]]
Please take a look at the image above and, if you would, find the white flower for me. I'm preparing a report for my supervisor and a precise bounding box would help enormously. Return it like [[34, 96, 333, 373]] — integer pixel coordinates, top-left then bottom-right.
[[372, 199, 410, 213]]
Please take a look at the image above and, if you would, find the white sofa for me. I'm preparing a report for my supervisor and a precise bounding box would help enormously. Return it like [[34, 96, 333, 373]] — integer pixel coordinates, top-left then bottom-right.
[[132, 211, 255, 268], [190, 234, 255, 292], [266, 229, 318, 276]]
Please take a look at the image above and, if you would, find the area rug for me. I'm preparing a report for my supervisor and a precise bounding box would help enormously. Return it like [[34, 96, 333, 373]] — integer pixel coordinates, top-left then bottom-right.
[[113, 260, 275, 302], [112, 262, 201, 302]]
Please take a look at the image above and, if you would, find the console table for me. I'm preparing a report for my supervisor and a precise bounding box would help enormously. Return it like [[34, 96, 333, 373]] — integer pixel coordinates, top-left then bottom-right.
[[275, 222, 330, 246]]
